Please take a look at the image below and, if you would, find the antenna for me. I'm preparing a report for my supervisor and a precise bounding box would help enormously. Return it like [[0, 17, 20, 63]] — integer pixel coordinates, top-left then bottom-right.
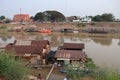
[[20, 8, 21, 14]]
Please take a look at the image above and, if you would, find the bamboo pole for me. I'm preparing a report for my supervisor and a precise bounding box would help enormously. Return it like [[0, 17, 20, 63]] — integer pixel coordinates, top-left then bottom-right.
[[45, 64, 54, 80]]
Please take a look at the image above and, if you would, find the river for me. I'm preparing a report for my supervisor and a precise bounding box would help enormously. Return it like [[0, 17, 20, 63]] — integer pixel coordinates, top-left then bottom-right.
[[0, 32, 120, 71]]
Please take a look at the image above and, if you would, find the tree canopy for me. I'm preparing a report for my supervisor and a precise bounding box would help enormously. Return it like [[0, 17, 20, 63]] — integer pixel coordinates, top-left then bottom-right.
[[0, 52, 27, 80], [34, 10, 65, 22], [0, 16, 5, 20], [92, 13, 115, 22]]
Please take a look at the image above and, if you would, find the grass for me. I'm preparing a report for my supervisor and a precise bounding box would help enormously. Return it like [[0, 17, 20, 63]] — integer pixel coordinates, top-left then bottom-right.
[[92, 68, 120, 80], [0, 26, 7, 29]]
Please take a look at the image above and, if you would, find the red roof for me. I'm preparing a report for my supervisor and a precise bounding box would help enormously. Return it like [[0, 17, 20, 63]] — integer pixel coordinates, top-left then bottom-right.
[[55, 50, 85, 60], [13, 14, 30, 22]]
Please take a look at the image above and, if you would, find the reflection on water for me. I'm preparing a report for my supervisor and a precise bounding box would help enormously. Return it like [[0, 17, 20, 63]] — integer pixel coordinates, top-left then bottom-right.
[[0, 35, 15, 43], [0, 32, 120, 71]]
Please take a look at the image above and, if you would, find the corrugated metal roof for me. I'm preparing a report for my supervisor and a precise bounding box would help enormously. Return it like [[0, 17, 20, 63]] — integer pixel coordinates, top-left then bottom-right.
[[0, 43, 8, 49], [15, 40, 31, 46], [5, 44, 44, 56], [31, 40, 50, 46], [55, 50, 85, 60], [62, 43, 85, 50]]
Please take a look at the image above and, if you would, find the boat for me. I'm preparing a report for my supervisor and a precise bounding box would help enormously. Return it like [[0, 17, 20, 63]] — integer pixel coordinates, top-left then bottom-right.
[[60, 28, 79, 33], [38, 29, 51, 33]]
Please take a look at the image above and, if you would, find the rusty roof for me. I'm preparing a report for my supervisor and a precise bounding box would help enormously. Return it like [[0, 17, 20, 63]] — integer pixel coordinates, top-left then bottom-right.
[[62, 43, 85, 50], [15, 40, 31, 46], [0, 43, 9, 49], [55, 50, 85, 60], [31, 40, 50, 46], [5, 44, 44, 56]]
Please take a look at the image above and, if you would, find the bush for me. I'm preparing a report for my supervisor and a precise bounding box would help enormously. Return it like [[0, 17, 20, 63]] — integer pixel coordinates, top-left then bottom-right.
[[4, 19, 10, 23], [0, 52, 27, 80], [77, 23, 86, 27], [90, 23, 95, 26], [0, 26, 7, 29]]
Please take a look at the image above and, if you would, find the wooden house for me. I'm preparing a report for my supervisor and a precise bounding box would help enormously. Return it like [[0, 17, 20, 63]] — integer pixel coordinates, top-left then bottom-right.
[[55, 50, 86, 65], [31, 40, 50, 51], [5, 40, 51, 65]]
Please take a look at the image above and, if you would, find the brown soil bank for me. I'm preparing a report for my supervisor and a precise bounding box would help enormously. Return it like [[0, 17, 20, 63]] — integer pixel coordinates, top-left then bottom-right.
[[35, 22, 120, 27], [1, 22, 120, 27]]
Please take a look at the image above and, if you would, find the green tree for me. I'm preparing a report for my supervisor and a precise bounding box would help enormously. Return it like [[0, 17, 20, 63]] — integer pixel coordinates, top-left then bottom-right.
[[30, 16, 34, 19], [43, 10, 65, 22], [34, 10, 65, 22], [34, 12, 45, 22], [0, 52, 27, 80], [101, 13, 115, 21], [0, 16, 5, 20], [92, 15, 102, 22], [4, 19, 11, 23]]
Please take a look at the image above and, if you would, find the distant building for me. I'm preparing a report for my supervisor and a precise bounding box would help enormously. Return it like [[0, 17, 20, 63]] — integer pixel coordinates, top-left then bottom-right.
[[66, 16, 92, 23], [65, 16, 77, 22], [13, 14, 30, 22], [80, 16, 92, 23]]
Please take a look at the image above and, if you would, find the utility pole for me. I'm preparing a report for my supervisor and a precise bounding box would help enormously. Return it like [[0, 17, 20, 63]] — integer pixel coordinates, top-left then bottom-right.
[[20, 8, 21, 14]]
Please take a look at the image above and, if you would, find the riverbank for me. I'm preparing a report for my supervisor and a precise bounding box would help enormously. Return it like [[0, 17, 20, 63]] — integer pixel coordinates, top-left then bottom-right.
[[1, 22, 120, 33], [0, 26, 120, 80]]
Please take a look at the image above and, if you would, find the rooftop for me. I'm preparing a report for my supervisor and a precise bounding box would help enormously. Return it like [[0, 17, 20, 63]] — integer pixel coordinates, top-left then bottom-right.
[[55, 50, 85, 60]]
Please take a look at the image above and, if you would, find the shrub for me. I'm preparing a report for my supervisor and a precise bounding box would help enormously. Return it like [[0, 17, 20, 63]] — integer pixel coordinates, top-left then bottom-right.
[[0, 52, 27, 80], [85, 57, 96, 69], [4, 19, 10, 23], [0, 26, 7, 29], [77, 23, 86, 27], [90, 23, 95, 26]]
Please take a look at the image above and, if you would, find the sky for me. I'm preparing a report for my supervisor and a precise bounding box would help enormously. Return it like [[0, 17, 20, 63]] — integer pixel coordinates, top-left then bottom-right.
[[0, 0, 120, 19]]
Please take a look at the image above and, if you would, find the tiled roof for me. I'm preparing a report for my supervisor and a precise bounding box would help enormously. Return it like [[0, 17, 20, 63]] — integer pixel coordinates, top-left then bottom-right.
[[13, 14, 30, 22], [55, 50, 85, 60], [62, 43, 84, 50]]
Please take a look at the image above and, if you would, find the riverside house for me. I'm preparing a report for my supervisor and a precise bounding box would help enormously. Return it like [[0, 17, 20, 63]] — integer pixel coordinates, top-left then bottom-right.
[[5, 40, 50, 65], [55, 43, 86, 66]]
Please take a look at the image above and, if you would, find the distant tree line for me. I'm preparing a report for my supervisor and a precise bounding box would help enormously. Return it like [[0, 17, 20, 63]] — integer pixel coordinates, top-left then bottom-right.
[[33, 10, 65, 22], [91, 13, 115, 22], [0, 15, 11, 23], [0, 15, 5, 20]]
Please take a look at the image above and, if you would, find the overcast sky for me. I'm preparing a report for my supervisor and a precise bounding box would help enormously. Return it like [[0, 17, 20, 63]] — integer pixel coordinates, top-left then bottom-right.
[[1, 0, 120, 19]]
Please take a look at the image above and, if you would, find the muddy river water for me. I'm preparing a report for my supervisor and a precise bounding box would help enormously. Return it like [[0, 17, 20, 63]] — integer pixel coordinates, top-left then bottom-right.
[[0, 32, 120, 71]]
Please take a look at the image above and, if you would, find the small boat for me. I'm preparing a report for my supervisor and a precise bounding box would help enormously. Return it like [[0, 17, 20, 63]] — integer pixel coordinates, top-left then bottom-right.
[[60, 28, 79, 33], [38, 29, 51, 33]]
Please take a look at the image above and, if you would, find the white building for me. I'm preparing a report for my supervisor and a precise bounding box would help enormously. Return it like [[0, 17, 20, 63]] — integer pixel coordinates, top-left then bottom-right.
[[80, 16, 92, 23]]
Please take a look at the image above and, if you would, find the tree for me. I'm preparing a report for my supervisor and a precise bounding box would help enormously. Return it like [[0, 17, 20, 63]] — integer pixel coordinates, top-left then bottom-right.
[[34, 10, 65, 22], [0, 52, 27, 80], [92, 15, 102, 22], [92, 13, 115, 22], [43, 10, 65, 22], [34, 12, 45, 22], [4, 19, 11, 23], [30, 16, 34, 19], [0, 15, 5, 20], [101, 13, 115, 21]]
